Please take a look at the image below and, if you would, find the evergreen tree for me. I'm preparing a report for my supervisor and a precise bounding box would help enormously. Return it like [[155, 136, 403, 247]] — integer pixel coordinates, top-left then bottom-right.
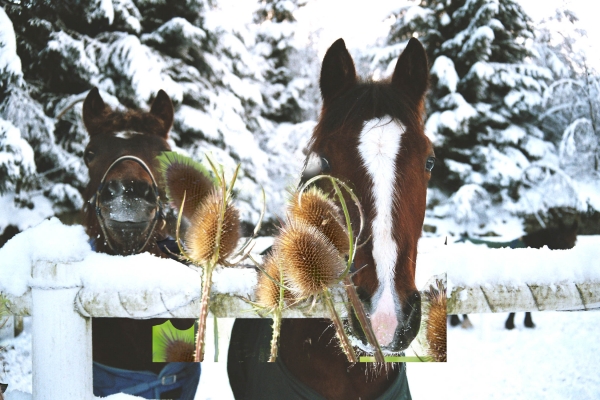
[[253, 0, 313, 123], [0, 0, 315, 241], [369, 0, 558, 235]]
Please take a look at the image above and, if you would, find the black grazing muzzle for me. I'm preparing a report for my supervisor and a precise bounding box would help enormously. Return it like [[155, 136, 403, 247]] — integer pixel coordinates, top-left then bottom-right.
[[93, 155, 164, 255]]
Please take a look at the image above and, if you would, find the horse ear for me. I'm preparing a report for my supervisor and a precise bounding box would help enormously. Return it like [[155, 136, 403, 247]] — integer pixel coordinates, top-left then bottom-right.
[[150, 90, 174, 138], [320, 39, 357, 107], [82, 87, 108, 135], [391, 38, 429, 106]]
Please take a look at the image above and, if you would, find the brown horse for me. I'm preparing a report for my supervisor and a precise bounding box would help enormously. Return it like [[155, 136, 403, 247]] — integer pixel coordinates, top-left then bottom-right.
[[228, 38, 434, 399], [81, 88, 198, 399]]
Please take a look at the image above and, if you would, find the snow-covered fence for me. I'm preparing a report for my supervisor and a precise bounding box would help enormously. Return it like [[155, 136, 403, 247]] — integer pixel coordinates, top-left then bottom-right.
[[2, 220, 600, 398], [417, 236, 600, 314]]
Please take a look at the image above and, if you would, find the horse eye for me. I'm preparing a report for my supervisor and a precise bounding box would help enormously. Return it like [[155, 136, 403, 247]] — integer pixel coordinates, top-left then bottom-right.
[[84, 150, 95, 165], [425, 157, 435, 172], [320, 157, 331, 173]]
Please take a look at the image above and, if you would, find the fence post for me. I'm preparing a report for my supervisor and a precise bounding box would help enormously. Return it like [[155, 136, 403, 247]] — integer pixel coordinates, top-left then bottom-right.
[[31, 261, 93, 400]]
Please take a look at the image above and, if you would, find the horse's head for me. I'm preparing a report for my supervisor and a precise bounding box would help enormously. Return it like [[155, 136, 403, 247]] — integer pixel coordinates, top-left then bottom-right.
[[303, 39, 434, 353], [82, 88, 174, 255]]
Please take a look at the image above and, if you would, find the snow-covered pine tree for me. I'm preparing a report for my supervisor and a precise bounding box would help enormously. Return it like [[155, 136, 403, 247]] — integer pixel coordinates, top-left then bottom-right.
[[369, 0, 557, 235], [253, 0, 312, 123], [0, 0, 315, 241]]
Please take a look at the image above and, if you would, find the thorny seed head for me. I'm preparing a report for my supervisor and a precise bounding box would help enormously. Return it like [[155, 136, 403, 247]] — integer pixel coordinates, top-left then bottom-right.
[[289, 187, 349, 255], [425, 281, 447, 362], [159, 152, 214, 220], [185, 190, 240, 264], [255, 251, 296, 310], [276, 220, 345, 298]]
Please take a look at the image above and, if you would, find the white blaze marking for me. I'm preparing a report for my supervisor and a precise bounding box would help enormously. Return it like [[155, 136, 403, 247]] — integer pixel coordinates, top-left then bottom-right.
[[114, 131, 143, 139], [358, 118, 404, 346]]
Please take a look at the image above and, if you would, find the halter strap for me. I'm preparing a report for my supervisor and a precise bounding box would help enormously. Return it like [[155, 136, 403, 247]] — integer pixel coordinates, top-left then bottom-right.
[[94, 155, 163, 255]]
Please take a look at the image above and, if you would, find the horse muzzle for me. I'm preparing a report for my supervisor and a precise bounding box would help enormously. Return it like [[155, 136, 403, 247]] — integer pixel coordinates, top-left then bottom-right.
[[94, 156, 163, 255], [96, 180, 161, 255], [351, 290, 421, 354]]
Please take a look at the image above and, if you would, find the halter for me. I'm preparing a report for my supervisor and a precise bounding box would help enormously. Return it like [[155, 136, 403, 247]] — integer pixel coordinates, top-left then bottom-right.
[[93, 155, 164, 255]]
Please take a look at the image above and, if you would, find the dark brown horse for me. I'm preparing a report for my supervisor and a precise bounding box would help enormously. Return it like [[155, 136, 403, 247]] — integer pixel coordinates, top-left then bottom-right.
[[81, 88, 198, 399], [229, 38, 434, 399]]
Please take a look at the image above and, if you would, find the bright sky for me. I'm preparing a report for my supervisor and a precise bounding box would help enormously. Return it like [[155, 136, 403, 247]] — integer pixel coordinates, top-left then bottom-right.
[[219, 0, 600, 68]]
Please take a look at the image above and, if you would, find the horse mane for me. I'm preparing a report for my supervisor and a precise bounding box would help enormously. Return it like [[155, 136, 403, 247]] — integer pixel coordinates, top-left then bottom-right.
[[84, 106, 171, 138], [309, 80, 425, 153]]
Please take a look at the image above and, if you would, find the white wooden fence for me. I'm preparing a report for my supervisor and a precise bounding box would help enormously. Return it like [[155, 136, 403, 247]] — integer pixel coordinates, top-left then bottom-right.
[[1, 233, 599, 399]]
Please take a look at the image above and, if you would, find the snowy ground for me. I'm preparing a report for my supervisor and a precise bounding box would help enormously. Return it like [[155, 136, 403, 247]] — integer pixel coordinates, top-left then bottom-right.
[[2, 311, 600, 399], [410, 311, 600, 400]]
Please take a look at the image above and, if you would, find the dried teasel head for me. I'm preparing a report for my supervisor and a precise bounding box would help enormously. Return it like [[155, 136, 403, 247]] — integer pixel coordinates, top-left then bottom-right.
[[276, 220, 345, 298], [153, 324, 195, 363], [425, 281, 447, 362], [255, 251, 296, 310], [289, 187, 349, 255], [157, 152, 215, 220], [163, 335, 195, 362], [185, 190, 240, 264]]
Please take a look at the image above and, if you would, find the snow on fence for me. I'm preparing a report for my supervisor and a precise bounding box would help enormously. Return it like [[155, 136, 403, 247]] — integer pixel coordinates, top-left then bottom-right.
[[1, 219, 599, 399], [417, 236, 600, 314]]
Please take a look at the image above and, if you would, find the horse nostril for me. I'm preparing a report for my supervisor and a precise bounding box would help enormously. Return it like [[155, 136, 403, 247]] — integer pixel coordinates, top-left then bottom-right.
[[101, 180, 124, 201], [132, 181, 155, 202]]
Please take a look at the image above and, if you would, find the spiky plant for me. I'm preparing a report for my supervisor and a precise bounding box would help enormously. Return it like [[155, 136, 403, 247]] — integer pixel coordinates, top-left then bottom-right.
[[289, 187, 349, 255], [157, 151, 215, 220], [273, 219, 357, 362], [186, 166, 241, 362], [254, 251, 292, 362], [185, 190, 241, 265], [277, 220, 344, 297], [152, 321, 196, 362], [157, 152, 245, 362], [293, 178, 386, 363], [425, 280, 447, 362]]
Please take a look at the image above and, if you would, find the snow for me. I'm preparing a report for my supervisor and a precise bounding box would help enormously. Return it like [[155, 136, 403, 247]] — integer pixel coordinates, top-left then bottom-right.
[[408, 312, 600, 400], [0, 218, 259, 301], [0, 194, 54, 240], [431, 56, 458, 93], [417, 235, 600, 292], [459, 25, 495, 61], [0, 218, 91, 297], [99, 34, 183, 107], [498, 124, 526, 145], [0, 119, 36, 193], [45, 31, 101, 85], [175, 105, 222, 142], [477, 145, 530, 187], [521, 135, 556, 159], [0, 8, 22, 83], [425, 93, 477, 141]]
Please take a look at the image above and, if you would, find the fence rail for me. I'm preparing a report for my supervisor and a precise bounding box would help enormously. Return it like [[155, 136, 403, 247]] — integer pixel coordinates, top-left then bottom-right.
[[2, 230, 599, 399]]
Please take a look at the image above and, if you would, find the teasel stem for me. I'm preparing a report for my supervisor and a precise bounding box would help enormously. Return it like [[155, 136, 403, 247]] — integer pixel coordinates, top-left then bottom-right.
[[323, 286, 357, 363], [194, 261, 214, 362], [268, 273, 284, 362], [194, 163, 240, 362], [342, 276, 385, 363]]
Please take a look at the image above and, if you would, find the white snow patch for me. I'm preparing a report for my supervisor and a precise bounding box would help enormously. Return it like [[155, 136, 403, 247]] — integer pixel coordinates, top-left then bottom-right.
[[431, 56, 458, 93], [0, 9, 22, 82]]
